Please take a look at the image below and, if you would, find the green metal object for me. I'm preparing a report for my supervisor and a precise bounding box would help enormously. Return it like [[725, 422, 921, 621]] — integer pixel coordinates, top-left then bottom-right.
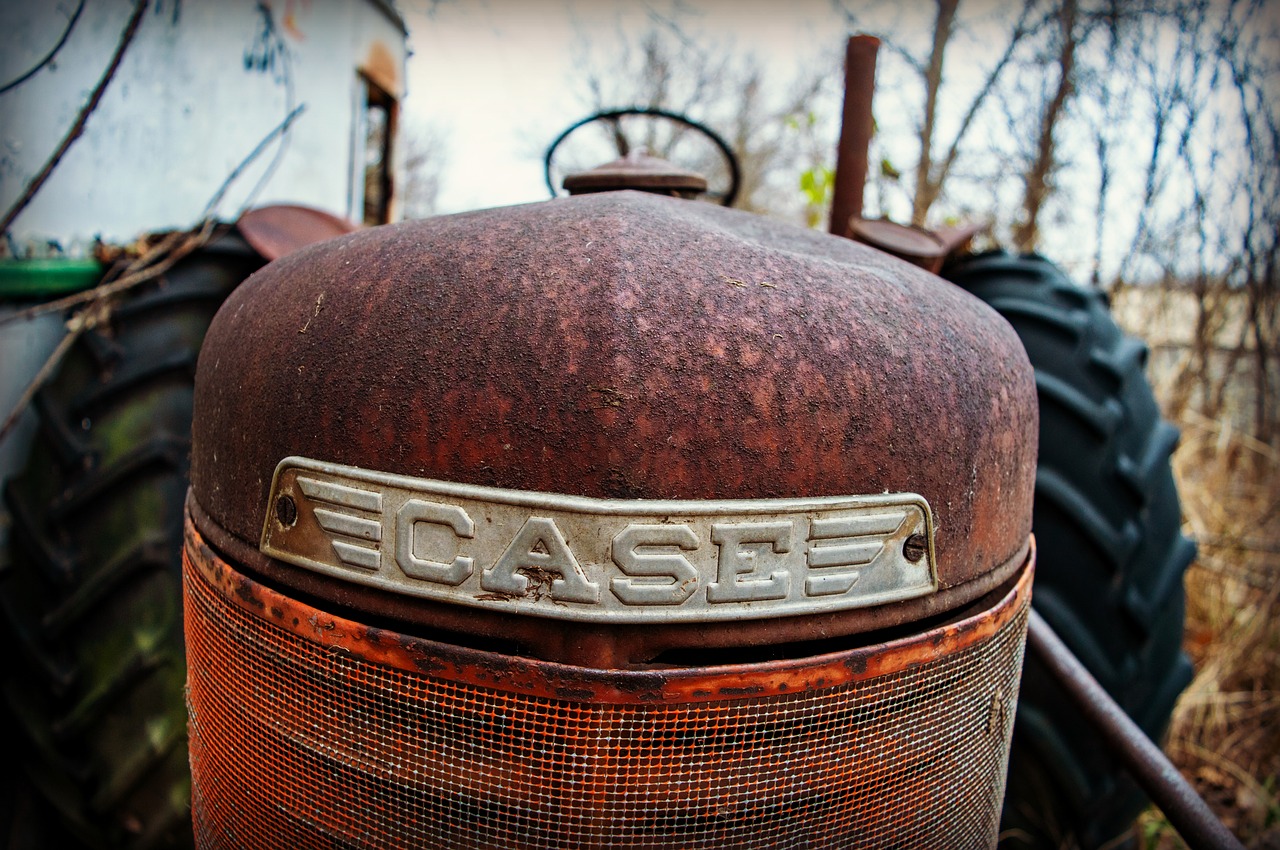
[[0, 258, 102, 299]]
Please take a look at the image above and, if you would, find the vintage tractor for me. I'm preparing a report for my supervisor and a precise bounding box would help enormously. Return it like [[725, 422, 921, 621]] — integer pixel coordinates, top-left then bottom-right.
[[2, 14, 1224, 848], [179, 46, 1226, 850], [184, 177, 1041, 849]]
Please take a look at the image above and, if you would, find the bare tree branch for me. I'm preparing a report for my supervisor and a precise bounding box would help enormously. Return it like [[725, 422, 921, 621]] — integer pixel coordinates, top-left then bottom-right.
[[933, 2, 1042, 200], [0, 0, 85, 96], [1013, 0, 1078, 252], [910, 0, 959, 226], [0, 0, 149, 235]]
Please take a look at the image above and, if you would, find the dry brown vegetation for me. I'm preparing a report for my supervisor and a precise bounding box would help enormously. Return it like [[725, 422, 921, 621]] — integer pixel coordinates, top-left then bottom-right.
[[1113, 285, 1280, 849], [567, 2, 1277, 844]]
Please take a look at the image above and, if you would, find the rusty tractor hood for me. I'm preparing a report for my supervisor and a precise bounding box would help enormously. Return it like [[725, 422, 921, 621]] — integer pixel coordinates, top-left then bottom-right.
[[191, 191, 1035, 641]]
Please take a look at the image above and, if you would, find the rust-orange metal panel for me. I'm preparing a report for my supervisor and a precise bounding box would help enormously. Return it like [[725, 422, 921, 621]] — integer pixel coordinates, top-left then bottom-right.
[[192, 192, 1039, 640], [186, 517, 1033, 849]]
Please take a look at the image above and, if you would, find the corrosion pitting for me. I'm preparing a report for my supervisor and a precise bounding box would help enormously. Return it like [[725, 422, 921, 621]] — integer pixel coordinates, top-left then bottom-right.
[[193, 191, 1037, 659], [185, 513, 1033, 702], [563, 150, 708, 197]]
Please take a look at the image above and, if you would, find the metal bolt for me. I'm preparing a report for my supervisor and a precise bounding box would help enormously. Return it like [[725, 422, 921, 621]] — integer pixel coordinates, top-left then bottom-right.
[[276, 494, 298, 527], [903, 534, 927, 563]]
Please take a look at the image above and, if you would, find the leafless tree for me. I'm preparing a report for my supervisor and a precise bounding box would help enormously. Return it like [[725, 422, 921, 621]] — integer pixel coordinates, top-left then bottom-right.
[[835, 0, 1277, 453], [1012, 0, 1079, 251], [399, 122, 448, 219], [569, 16, 837, 221], [837, 0, 1053, 230], [1215, 0, 1279, 444], [1095, 0, 1278, 445]]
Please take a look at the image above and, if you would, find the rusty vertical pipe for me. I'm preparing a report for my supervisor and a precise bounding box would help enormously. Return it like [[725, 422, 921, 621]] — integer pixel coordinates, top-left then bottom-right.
[[1028, 610, 1246, 850], [829, 34, 879, 237]]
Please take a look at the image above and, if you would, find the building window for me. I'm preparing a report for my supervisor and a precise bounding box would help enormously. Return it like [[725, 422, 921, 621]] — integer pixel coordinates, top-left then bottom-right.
[[361, 75, 396, 225]]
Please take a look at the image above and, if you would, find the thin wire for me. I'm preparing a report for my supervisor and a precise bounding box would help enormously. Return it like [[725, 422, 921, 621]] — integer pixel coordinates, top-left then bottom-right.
[[0, 0, 87, 96], [199, 104, 306, 223], [0, 0, 149, 235]]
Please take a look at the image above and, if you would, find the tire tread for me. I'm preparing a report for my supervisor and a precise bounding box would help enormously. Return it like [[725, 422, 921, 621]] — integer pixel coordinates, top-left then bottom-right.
[[943, 251, 1195, 849], [1, 233, 261, 849]]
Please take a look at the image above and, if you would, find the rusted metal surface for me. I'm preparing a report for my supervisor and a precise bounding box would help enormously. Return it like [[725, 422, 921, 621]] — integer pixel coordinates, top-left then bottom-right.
[[849, 220, 987, 274], [932, 221, 985, 259], [191, 493, 1025, 666], [563, 150, 707, 198], [1028, 610, 1247, 850], [192, 191, 1037, 653], [236, 204, 359, 262], [827, 37, 982, 274], [544, 108, 740, 206], [829, 34, 879, 236], [849, 218, 948, 272], [186, 513, 1032, 848], [188, 514, 1031, 700]]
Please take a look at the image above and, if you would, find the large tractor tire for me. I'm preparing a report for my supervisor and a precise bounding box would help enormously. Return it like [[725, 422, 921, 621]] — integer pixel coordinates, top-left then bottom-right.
[[943, 252, 1196, 849], [1, 233, 263, 849]]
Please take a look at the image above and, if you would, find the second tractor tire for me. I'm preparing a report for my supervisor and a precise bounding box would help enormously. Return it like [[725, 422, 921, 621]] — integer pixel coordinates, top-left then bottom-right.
[[943, 252, 1196, 849]]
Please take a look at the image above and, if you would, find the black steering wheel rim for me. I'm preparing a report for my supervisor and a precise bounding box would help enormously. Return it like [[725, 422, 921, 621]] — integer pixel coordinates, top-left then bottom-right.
[[544, 107, 742, 207]]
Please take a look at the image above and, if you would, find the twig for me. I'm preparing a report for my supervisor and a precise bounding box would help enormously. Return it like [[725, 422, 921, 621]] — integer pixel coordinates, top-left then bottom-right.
[[1196, 535, 1280, 555], [119, 228, 188, 276], [1189, 557, 1280, 593], [0, 221, 222, 441], [1179, 408, 1280, 462], [0, 302, 107, 444], [1175, 691, 1280, 708], [0, 0, 86, 96], [0, 0, 149, 235], [0, 221, 218, 329], [227, 5, 299, 220], [1170, 740, 1272, 805]]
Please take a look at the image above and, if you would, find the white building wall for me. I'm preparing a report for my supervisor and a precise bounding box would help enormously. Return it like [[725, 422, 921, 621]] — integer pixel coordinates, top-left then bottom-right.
[[0, 0, 406, 251]]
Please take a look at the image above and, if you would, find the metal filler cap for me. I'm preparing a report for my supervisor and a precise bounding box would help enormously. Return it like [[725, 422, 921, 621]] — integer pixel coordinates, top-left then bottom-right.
[[190, 191, 1037, 665], [562, 150, 708, 197]]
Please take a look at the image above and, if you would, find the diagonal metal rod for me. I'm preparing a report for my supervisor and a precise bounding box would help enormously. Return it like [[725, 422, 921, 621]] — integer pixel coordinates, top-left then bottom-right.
[[1027, 609, 1245, 850]]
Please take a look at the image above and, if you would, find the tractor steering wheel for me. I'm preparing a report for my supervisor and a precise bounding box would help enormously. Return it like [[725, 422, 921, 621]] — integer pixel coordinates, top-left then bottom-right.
[[544, 107, 741, 206]]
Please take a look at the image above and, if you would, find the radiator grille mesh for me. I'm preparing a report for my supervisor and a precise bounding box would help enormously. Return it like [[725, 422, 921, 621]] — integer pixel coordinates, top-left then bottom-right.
[[186, 525, 1029, 850]]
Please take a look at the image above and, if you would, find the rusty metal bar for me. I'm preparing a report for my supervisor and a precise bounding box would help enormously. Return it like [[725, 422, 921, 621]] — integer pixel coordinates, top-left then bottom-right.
[[1027, 609, 1245, 850], [829, 34, 879, 237]]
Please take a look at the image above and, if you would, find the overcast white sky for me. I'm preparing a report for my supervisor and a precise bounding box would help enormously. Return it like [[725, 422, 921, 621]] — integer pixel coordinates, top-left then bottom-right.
[[393, 0, 1250, 282], [399, 0, 860, 214]]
